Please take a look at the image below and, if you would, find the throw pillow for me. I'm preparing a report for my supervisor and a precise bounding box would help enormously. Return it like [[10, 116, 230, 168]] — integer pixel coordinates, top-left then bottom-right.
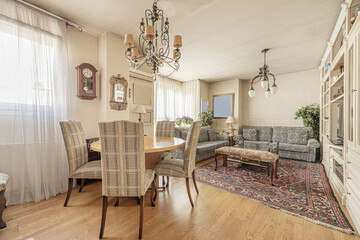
[[198, 129, 209, 143], [243, 128, 257, 141], [207, 129, 217, 141]]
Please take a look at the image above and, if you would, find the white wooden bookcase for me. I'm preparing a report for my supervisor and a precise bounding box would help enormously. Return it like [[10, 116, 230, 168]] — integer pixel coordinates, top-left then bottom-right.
[[319, 0, 360, 233]]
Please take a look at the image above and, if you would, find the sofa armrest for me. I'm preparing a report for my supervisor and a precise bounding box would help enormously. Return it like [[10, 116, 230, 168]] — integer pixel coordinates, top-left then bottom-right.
[[307, 138, 320, 148], [216, 134, 229, 141]]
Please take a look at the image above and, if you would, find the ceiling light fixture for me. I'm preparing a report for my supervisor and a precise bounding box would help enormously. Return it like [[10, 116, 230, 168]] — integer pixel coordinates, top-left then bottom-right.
[[124, 0, 182, 80], [248, 49, 277, 98]]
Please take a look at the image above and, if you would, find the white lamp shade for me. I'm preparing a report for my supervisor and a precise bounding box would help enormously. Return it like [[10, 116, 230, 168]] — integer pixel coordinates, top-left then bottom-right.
[[248, 89, 256, 97], [265, 90, 271, 98], [225, 116, 237, 124], [270, 86, 278, 95], [134, 105, 146, 114], [260, 80, 267, 89]]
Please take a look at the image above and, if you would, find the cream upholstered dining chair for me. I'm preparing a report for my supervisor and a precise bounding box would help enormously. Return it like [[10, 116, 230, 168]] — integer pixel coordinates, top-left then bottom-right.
[[156, 121, 175, 188], [98, 120, 156, 239], [154, 121, 202, 207], [60, 121, 102, 207]]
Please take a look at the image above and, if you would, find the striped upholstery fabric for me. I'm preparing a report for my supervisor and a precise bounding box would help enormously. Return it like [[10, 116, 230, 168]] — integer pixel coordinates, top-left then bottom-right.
[[70, 160, 102, 179], [98, 121, 155, 197], [155, 121, 202, 178], [60, 121, 102, 179], [156, 121, 175, 137]]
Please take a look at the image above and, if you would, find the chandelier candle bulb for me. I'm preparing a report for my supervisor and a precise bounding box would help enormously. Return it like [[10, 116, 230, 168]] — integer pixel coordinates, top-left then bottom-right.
[[131, 48, 139, 59], [124, 34, 134, 47], [145, 25, 154, 40], [173, 35, 182, 48]]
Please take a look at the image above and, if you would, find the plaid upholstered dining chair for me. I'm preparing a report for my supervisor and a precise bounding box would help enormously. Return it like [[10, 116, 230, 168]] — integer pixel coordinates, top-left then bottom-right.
[[98, 120, 156, 239], [156, 121, 175, 188], [60, 121, 102, 207], [154, 121, 202, 207]]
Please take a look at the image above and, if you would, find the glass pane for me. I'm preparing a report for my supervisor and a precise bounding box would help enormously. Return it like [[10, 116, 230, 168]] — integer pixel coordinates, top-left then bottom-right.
[[349, 46, 354, 142], [201, 101, 207, 112], [213, 95, 232, 118]]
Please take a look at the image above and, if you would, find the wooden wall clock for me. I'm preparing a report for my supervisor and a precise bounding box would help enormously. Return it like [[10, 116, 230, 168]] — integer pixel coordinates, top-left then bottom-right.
[[76, 63, 97, 100]]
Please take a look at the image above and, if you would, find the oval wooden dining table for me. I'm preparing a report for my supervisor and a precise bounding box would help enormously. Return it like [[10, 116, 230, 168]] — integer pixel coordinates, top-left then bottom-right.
[[90, 136, 185, 169]]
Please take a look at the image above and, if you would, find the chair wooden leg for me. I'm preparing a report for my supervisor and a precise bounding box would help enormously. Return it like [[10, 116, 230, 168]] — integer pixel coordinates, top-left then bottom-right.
[[192, 171, 199, 194], [185, 178, 194, 207], [79, 179, 86, 192], [166, 176, 170, 188], [64, 178, 73, 207], [151, 180, 156, 207], [162, 176, 165, 187], [99, 196, 108, 239], [114, 197, 119, 207], [139, 196, 144, 239], [153, 174, 158, 202]]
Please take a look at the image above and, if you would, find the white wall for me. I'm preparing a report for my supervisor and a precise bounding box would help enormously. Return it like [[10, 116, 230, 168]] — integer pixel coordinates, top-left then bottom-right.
[[67, 28, 99, 138], [241, 69, 319, 126], [199, 69, 320, 132]]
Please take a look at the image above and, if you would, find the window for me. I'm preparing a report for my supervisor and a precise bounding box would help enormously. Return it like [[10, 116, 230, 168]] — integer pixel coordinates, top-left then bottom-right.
[[213, 94, 234, 118], [201, 100, 208, 112]]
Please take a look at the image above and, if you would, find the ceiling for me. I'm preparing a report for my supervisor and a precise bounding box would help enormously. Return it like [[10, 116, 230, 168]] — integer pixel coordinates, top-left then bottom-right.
[[24, 0, 343, 82]]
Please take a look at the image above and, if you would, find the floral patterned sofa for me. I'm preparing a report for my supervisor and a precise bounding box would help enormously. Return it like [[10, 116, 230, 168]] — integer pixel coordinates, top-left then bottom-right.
[[237, 126, 320, 162], [173, 126, 229, 162]]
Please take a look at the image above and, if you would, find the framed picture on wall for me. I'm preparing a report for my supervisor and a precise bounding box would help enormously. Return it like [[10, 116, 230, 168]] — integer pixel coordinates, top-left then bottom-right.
[[213, 94, 234, 119], [133, 82, 153, 105], [143, 110, 153, 125]]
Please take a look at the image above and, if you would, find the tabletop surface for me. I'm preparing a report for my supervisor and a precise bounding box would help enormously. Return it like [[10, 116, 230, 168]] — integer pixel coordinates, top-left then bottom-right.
[[90, 136, 185, 154]]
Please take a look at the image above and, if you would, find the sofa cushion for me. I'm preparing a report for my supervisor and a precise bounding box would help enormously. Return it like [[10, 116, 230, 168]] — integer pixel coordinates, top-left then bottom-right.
[[207, 129, 217, 141], [242, 126, 272, 142], [272, 126, 288, 143], [181, 131, 188, 140], [243, 128, 257, 141], [278, 143, 309, 153], [243, 140, 270, 151], [288, 128, 308, 145], [198, 128, 209, 143], [197, 141, 228, 153]]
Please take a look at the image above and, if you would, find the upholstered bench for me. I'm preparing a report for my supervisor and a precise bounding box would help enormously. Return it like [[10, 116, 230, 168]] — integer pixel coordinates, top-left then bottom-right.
[[0, 173, 9, 229], [214, 147, 279, 185]]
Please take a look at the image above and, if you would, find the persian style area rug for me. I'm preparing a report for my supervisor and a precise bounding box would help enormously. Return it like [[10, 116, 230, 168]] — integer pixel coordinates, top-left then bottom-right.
[[195, 159, 354, 234]]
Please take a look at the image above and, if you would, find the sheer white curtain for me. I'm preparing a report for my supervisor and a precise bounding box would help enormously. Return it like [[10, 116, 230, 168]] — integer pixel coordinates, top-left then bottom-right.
[[183, 80, 200, 120], [155, 75, 183, 121], [0, 0, 70, 205]]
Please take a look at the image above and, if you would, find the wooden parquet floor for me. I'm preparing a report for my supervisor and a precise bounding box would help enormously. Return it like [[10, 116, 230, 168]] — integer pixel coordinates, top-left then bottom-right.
[[1, 159, 359, 240]]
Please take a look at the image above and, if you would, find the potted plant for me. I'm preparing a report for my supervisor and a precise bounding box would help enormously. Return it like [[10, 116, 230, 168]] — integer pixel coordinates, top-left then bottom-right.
[[198, 109, 214, 126], [175, 116, 194, 127], [295, 104, 320, 160]]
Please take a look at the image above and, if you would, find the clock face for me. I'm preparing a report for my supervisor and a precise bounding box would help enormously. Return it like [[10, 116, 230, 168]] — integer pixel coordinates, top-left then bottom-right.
[[83, 68, 93, 78]]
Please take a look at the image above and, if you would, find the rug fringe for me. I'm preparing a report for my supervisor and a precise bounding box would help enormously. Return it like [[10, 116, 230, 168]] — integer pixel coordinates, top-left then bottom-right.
[[195, 177, 355, 234]]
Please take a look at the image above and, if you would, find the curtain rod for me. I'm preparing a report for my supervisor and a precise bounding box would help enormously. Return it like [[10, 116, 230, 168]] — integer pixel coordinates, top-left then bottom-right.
[[16, 0, 96, 36]]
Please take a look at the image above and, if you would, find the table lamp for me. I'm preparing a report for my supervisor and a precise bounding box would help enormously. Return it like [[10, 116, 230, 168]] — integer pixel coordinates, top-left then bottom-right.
[[225, 116, 237, 136], [134, 105, 146, 122]]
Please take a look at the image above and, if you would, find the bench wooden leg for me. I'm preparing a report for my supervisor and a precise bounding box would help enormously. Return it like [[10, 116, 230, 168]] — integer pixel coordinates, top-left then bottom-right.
[[224, 155, 228, 167], [0, 190, 6, 229], [271, 162, 275, 185], [275, 159, 279, 179], [214, 153, 218, 171]]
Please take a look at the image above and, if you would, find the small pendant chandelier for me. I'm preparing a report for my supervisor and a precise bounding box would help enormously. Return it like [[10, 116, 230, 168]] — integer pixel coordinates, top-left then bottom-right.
[[123, 0, 182, 80], [248, 49, 277, 98]]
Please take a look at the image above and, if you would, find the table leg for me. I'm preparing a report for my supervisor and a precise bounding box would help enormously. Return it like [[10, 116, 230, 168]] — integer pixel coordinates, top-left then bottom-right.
[[271, 162, 275, 185], [214, 153, 218, 171]]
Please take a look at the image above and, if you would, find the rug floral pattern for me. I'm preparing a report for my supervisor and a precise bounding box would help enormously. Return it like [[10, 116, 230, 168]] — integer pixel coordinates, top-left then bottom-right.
[[195, 159, 354, 233]]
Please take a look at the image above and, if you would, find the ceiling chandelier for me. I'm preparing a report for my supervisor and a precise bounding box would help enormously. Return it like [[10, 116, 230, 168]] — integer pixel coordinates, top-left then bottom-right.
[[123, 0, 182, 80], [248, 49, 277, 98]]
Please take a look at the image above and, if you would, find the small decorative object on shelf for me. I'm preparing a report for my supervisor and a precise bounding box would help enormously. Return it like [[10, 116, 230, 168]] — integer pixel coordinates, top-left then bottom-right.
[[333, 86, 344, 99], [324, 62, 331, 74], [76, 63, 97, 100], [340, 65, 344, 73]]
